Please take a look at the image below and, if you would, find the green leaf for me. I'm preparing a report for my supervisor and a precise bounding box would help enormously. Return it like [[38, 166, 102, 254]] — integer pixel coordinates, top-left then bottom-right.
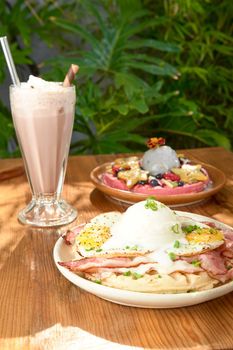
[[114, 104, 129, 115], [52, 18, 101, 50], [196, 130, 231, 149], [126, 61, 178, 77], [129, 97, 149, 114], [126, 39, 180, 53]]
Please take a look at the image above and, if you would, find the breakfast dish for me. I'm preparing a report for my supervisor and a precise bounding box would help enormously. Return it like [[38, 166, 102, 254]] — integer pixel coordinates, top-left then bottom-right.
[[54, 198, 233, 307], [90, 138, 226, 206]]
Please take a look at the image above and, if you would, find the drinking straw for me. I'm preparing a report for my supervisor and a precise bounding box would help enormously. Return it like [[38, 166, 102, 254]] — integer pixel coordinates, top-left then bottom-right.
[[63, 64, 79, 87], [0, 36, 20, 86]]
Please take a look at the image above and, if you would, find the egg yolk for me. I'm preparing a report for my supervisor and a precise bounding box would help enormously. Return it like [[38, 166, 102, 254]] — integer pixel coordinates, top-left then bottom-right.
[[76, 224, 111, 250], [186, 228, 224, 244]]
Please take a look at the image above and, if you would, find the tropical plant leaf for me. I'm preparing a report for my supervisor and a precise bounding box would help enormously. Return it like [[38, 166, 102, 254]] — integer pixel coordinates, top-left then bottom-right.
[[126, 39, 180, 53]]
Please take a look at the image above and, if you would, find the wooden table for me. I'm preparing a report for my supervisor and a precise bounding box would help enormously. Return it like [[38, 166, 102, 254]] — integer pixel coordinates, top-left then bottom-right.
[[0, 147, 232, 350]]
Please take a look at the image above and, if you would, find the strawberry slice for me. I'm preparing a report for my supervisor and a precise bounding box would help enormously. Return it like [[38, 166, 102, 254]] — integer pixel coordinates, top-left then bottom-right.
[[163, 172, 180, 182]]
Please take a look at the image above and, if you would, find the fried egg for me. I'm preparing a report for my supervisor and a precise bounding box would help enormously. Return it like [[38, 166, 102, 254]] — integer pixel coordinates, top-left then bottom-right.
[[75, 211, 124, 257], [74, 200, 225, 264], [166, 226, 224, 257]]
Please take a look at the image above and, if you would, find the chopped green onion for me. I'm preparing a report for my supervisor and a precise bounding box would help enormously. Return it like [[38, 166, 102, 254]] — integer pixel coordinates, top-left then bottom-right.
[[183, 225, 200, 233], [145, 197, 158, 211], [173, 240, 180, 248], [210, 228, 218, 235], [96, 248, 103, 252], [172, 224, 180, 234], [85, 247, 94, 251], [132, 272, 143, 279], [168, 252, 176, 261], [123, 271, 131, 276], [94, 279, 102, 284], [191, 260, 201, 267]]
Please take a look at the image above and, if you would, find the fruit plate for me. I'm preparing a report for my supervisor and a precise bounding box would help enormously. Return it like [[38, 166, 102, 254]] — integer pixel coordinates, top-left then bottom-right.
[[90, 162, 226, 207], [53, 211, 233, 308]]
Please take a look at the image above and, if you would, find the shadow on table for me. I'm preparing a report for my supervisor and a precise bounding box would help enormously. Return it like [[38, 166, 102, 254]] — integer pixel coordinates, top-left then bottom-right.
[[90, 188, 126, 212]]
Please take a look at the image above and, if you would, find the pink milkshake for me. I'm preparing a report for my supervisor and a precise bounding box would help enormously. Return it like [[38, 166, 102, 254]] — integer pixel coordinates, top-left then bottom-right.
[[10, 75, 77, 227]]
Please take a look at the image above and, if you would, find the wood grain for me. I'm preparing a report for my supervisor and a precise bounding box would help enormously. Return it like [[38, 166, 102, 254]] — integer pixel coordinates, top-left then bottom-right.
[[0, 162, 24, 181], [0, 148, 232, 350]]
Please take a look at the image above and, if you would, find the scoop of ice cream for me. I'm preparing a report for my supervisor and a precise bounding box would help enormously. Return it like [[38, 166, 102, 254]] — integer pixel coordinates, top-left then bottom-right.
[[20, 75, 63, 91], [102, 199, 185, 251], [142, 145, 180, 176]]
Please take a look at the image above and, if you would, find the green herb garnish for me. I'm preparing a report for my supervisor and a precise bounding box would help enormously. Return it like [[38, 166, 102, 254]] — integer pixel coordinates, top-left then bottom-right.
[[168, 252, 176, 261], [173, 240, 180, 248], [125, 245, 138, 251], [172, 224, 180, 234], [183, 225, 200, 233], [96, 248, 103, 252], [145, 197, 158, 211], [157, 275, 162, 278], [210, 228, 218, 235], [85, 247, 94, 251], [191, 260, 201, 267], [94, 279, 102, 284], [132, 272, 143, 279], [123, 271, 132, 276]]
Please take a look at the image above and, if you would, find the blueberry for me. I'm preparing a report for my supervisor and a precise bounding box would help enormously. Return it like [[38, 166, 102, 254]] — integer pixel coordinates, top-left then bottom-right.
[[155, 174, 163, 179], [138, 180, 147, 185], [178, 181, 185, 187], [150, 179, 159, 187]]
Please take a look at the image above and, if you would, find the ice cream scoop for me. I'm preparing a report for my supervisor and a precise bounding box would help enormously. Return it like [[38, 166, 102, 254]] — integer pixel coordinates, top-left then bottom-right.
[[102, 199, 185, 251], [142, 145, 180, 176]]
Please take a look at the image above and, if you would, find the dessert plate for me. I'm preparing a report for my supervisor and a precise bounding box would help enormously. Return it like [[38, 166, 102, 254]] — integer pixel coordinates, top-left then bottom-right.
[[90, 162, 226, 207], [53, 212, 233, 308]]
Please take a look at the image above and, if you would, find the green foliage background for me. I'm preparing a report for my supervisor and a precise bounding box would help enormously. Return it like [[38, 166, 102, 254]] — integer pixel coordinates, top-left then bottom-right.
[[0, 0, 232, 157]]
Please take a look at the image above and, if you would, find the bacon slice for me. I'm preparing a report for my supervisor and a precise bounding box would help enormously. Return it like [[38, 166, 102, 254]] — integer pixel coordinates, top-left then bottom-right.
[[58, 256, 150, 272], [223, 229, 233, 241], [221, 239, 233, 258], [198, 251, 227, 276], [84, 263, 202, 275], [62, 225, 85, 245]]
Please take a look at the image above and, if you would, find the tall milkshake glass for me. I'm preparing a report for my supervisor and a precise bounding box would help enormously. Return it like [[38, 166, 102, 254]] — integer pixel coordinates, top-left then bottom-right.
[[9, 77, 77, 227]]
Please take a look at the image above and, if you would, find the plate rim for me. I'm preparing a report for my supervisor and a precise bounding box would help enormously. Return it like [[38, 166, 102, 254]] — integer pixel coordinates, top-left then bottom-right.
[[53, 211, 233, 308], [90, 160, 226, 206]]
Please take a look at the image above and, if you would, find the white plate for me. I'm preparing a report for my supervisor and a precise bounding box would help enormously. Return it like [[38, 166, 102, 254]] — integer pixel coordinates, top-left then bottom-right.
[[53, 212, 233, 308]]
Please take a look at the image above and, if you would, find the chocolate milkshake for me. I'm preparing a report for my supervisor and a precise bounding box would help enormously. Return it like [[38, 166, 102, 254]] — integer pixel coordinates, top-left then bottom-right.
[[10, 75, 77, 226]]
